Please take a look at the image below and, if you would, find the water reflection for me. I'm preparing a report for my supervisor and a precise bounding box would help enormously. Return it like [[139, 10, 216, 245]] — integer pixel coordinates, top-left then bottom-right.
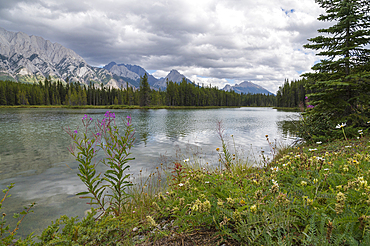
[[0, 109, 74, 179], [135, 109, 151, 146], [277, 120, 299, 139]]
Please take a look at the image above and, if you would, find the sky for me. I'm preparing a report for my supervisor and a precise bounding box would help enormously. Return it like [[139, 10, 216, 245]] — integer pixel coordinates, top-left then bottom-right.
[[0, 0, 330, 93]]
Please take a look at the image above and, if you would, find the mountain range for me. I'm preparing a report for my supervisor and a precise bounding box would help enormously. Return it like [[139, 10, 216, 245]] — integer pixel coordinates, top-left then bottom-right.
[[223, 81, 274, 95], [0, 27, 273, 95]]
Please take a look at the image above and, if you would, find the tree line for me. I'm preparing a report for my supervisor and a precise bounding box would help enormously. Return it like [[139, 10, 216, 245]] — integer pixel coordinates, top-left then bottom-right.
[[275, 78, 310, 109], [0, 77, 276, 107]]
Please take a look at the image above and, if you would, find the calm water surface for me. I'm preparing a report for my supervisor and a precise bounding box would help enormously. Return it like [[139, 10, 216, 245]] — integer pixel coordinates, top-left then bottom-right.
[[0, 107, 299, 237]]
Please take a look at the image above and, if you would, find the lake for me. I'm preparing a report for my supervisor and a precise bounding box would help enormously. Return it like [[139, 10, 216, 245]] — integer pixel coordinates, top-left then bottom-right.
[[0, 107, 300, 238]]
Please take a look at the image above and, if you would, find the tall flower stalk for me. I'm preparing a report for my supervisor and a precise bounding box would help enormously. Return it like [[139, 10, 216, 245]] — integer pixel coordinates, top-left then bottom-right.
[[65, 111, 135, 217], [336, 123, 347, 141], [216, 121, 232, 171]]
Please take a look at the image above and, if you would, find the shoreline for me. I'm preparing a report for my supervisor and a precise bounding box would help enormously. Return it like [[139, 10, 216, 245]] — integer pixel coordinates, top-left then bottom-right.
[[0, 105, 273, 110]]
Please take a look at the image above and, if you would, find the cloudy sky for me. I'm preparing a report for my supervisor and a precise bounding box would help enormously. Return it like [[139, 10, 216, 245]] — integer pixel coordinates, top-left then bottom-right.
[[0, 0, 329, 93]]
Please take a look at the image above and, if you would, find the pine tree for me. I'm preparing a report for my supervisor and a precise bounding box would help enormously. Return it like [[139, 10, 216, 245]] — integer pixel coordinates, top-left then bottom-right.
[[303, 0, 370, 125]]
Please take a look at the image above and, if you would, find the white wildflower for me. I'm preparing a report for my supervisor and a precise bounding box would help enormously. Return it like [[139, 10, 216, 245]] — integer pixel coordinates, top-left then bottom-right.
[[336, 123, 346, 128], [270, 166, 279, 172]]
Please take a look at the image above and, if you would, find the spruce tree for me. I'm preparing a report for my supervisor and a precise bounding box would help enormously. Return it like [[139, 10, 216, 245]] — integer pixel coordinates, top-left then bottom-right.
[[139, 73, 150, 106], [303, 0, 370, 126]]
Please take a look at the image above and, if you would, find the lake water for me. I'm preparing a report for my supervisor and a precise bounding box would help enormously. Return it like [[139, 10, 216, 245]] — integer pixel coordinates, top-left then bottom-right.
[[0, 107, 299, 238]]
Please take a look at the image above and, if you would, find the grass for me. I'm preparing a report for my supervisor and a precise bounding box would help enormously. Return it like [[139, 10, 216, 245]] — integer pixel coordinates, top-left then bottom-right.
[[6, 134, 370, 245]]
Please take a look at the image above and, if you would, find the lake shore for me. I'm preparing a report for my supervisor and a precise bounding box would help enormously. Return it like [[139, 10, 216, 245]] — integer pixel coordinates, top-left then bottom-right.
[[0, 105, 244, 110], [7, 132, 370, 245], [0, 107, 299, 243]]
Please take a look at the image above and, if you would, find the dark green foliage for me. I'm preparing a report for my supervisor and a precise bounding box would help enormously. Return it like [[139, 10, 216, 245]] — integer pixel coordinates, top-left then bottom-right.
[[0, 79, 276, 107], [276, 78, 309, 109], [0, 82, 7, 105], [139, 74, 151, 106], [36, 210, 129, 245], [165, 79, 276, 107], [302, 0, 370, 137], [297, 112, 337, 143]]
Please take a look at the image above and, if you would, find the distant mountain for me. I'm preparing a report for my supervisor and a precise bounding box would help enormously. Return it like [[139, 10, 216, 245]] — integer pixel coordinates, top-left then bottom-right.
[[123, 64, 159, 86], [222, 81, 274, 95], [103, 62, 141, 87], [152, 69, 192, 90], [103, 62, 158, 88], [104, 62, 192, 90], [0, 27, 132, 88]]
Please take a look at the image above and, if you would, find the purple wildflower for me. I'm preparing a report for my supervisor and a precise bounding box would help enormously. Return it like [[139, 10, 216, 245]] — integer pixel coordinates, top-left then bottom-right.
[[104, 111, 115, 119], [82, 114, 88, 120], [305, 96, 308, 99], [96, 132, 101, 136], [127, 116, 131, 120], [307, 105, 314, 109], [74, 130, 78, 134]]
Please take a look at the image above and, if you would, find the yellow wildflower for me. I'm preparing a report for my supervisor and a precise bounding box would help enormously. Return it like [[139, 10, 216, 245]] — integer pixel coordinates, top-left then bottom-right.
[[250, 204, 257, 213]]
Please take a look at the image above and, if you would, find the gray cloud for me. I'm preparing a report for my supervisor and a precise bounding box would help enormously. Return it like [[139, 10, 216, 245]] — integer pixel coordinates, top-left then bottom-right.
[[0, 0, 327, 93]]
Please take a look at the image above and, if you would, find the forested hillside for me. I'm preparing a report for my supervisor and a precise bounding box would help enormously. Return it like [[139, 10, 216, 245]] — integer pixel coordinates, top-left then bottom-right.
[[275, 78, 309, 109], [0, 77, 276, 107]]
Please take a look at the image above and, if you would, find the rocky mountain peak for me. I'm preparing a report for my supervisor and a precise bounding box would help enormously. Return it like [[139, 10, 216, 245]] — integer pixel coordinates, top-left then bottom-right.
[[103, 61, 117, 70], [222, 81, 274, 95], [0, 27, 122, 87]]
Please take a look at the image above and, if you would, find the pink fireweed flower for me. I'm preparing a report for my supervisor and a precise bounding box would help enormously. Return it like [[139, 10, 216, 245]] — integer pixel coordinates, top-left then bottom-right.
[[74, 130, 78, 134], [126, 116, 132, 126], [82, 114, 88, 120], [127, 115, 132, 126], [104, 111, 115, 119]]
